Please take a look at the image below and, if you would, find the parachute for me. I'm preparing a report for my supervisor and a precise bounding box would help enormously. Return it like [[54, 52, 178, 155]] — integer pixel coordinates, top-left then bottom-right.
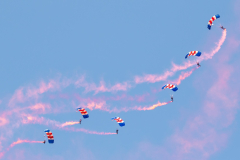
[[162, 84, 178, 92], [207, 14, 220, 30], [111, 117, 125, 127], [44, 129, 54, 144], [185, 51, 201, 59], [77, 108, 89, 119]]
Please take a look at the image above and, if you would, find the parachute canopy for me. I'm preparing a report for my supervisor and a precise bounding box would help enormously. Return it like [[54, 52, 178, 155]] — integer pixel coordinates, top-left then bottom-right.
[[77, 108, 89, 119], [162, 84, 178, 92], [185, 51, 201, 59], [207, 14, 220, 30], [44, 129, 54, 144], [111, 117, 125, 127]]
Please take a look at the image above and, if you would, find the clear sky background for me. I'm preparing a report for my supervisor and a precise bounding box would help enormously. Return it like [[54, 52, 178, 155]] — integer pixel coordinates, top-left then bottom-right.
[[0, 0, 240, 160]]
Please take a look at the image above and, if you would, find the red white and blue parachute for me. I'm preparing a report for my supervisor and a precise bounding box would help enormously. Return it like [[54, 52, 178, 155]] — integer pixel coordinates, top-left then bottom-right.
[[77, 108, 89, 119], [162, 84, 178, 92], [44, 129, 54, 144], [111, 117, 125, 127], [185, 51, 201, 59], [207, 14, 220, 30]]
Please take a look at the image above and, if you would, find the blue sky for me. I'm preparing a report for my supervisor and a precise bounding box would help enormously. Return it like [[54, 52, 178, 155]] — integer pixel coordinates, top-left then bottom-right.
[[0, 1, 240, 160]]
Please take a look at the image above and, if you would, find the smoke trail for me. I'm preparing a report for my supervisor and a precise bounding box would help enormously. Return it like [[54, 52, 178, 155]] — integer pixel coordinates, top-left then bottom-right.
[[171, 29, 227, 72], [135, 30, 227, 84], [202, 29, 227, 59], [21, 115, 116, 135], [6, 30, 226, 106], [61, 121, 80, 127], [75, 77, 132, 94], [62, 127, 116, 135], [8, 80, 63, 107], [68, 92, 152, 103], [81, 100, 172, 113], [0, 139, 43, 159], [0, 103, 54, 128], [170, 67, 199, 85], [132, 101, 172, 111], [7, 139, 43, 150]]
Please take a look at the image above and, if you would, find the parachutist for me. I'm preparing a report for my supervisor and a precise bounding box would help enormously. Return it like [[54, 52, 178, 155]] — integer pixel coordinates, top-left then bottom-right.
[[79, 119, 82, 124], [220, 26, 226, 30], [197, 62, 201, 67], [43, 140, 46, 144], [116, 129, 118, 134], [171, 96, 173, 102]]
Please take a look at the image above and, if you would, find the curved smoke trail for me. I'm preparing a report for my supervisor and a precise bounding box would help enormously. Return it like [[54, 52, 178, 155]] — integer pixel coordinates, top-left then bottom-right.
[[81, 100, 172, 113], [21, 115, 116, 135], [134, 30, 227, 84], [0, 139, 43, 159]]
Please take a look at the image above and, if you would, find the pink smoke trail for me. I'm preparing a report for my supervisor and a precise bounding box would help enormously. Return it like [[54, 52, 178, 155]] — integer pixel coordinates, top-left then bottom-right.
[[6, 30, 226, 101], [133, 32, 237, 159], [135, 30, 227, 84], [0, 103, 54, 128], [62, 127, 116, 135], [8, 80, 62, 106], [0, 139, 43, 159], [61, 121, 80, 127], [75, 77, 132, 94], [170, 67, 199, 85], [131, 101, 172, 111], [71, 92, 152, 103], [81, 101, 172, 113], [21, 115, 116, 135], [7, 139, 44, 150], [8, 29, 224, 103], [171, 29, 227, 72]]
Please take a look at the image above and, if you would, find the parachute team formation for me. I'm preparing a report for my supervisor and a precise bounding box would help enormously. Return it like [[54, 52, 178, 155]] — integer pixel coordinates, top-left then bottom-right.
[[0, 14, 226, 157], [39, 13, 225, 144]]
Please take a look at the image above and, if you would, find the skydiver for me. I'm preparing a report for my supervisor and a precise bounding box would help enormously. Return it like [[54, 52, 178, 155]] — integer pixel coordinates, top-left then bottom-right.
[[171, 96, 173, 102], [197, 62, 201, 67], [220, 26, 226, 30], [116, 129, 118, 134], [79, 119, 82, 124], [43, 140, 46, 144]]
